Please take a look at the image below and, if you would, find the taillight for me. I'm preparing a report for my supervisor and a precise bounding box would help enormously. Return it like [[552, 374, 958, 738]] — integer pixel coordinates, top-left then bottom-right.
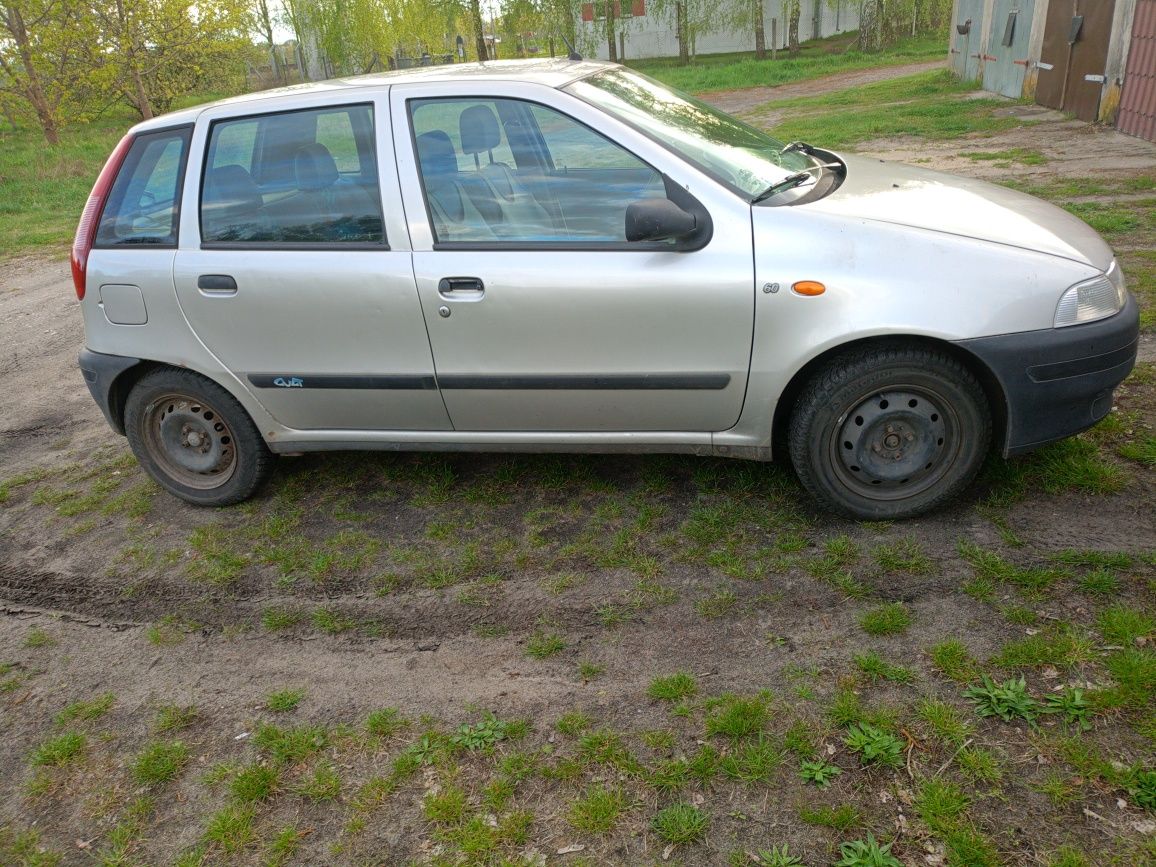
[[71, 133, 134, 300]]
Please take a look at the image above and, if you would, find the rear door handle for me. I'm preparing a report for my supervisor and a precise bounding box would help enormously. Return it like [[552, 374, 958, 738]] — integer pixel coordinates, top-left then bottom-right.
[[438, 277, 484, 299], [197, 274, 237, 295]]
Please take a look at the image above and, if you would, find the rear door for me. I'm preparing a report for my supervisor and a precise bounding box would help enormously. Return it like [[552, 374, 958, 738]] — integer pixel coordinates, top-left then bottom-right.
[[173, 93, 450, 432], [391, 81, 754, 434]]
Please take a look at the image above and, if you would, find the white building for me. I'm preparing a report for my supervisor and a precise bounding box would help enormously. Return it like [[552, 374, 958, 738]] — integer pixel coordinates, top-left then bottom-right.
[[577, 0, 862, 61]]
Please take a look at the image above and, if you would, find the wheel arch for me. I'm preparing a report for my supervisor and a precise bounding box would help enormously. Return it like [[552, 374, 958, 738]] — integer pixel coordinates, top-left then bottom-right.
[[771, 334, 1009, 458], [102, 359, 162, 435], [108, 361, 252, 436]]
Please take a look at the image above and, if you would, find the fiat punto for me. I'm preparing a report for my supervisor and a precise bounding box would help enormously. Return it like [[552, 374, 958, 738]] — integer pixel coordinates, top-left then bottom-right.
[[74, 59, 1139, 518]]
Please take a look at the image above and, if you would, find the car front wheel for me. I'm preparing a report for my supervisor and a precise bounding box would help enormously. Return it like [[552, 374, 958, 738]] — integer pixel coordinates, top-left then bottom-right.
[[788, 345, 991, 519], [124, 368, 273, 506]]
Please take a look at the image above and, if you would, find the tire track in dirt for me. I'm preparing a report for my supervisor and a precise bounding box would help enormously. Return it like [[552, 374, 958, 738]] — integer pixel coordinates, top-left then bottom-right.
[[0, 559, 610, 639]]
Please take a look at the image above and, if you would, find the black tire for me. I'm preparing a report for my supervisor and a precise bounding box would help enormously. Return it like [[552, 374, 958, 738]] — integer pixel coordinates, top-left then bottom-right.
[[124, 367, 274, 506], [788, 345, 991, 520]]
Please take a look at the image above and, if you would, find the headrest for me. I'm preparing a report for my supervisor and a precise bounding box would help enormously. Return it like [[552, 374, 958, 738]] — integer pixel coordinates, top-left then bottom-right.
[[416, 130, 459, 177], [202, 165, 263, 220], [294, 143, 338, 191], [459, 104, 501, 155]]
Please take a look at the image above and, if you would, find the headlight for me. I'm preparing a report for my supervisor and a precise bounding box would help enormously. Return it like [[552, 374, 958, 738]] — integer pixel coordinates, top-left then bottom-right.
[[1054, 263, 1126, 328]]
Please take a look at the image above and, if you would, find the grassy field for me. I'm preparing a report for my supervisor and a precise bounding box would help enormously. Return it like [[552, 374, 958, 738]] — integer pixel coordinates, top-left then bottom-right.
[[0, 91, 238, 260], [628, 32, 944, 93], [760, 70, 1018, 148]]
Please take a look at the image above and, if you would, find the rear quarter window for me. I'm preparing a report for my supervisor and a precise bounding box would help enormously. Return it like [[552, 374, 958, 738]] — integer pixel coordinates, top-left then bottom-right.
[[95, 127, 192, 247]]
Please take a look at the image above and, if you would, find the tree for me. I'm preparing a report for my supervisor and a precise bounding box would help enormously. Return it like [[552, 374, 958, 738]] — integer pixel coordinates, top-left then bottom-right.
[[469, 0, 488, 59], [252, 0, 284, 83], [91, 0, 251, 119], [648, 0, 714, 65], [786, 0, 800, 54], [0, 0, 87, 143]]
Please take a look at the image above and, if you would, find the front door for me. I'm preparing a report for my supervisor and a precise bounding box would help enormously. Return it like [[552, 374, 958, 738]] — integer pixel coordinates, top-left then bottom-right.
[[391, 83, 754, 434], [173, 97, 450, 433]]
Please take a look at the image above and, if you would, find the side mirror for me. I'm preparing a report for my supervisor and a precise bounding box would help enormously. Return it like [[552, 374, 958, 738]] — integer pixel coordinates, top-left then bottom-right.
[[625, 198, 698, 244]]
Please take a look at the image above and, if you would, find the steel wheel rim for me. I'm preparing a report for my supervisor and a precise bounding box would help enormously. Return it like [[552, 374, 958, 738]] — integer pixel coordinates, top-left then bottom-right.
[[143, 392, 237, 490], [829, 386, 960, 502]]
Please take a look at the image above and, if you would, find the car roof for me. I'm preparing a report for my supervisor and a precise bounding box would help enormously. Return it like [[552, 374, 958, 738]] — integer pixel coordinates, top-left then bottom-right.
[[133, 58, 614, 133]]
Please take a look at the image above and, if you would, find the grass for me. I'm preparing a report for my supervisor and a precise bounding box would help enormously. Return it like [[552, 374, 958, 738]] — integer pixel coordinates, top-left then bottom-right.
[[917, 698, 973, 746], [632, 33, 944, 94], [30, 732, 86, 766], [203, 803, 256, 855], [993, 625, 1095, 669], [132, 740, 190, 785], [799, 803, 861, 831], [23, 627, 56, 648], [650, 803, 709, 844], [265, 688, 305, 713], [963, 147, 1048, 165], [366, 707, 408, 738], [54, 693, 114, 725], [929, 640, 980, 682], [252, 723, 328, 764], [294, 761, 342, 801], [568, 785, 630, 833], [525, 628, 566, 659], [853, 651, 915, 684], [1097, 604, 1155, 646], [0, 109, 132, 256], [230, 763, 280, 802], [704, 694, 771, 741], [766, 71, 1017, 150], [916, 779, 970, 832], [648, 672, 698, 701], [859, 602, 912, 636], [155, 704, 197, 733]]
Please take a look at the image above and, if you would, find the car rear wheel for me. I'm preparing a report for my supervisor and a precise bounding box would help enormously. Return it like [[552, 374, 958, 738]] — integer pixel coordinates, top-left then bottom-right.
[[125, 368, 273, 506], [788, 345, 991, 519]]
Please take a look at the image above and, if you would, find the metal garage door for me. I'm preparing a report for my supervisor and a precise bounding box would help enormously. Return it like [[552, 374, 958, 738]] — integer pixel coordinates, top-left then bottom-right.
[[1117, 0, 1156, 141], [983, 0, 1037, 97], [951, 0, 987, 81], [1036, 0, 1117, 122]]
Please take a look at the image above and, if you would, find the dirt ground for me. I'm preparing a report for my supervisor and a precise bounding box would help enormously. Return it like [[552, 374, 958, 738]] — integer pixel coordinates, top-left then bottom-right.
[[2, 72, 1155, 867]]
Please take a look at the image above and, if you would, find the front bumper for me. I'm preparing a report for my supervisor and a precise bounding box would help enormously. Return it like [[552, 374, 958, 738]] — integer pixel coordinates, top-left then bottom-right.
[[956, 294, 1140, 456], [79, 349, 142, 436]]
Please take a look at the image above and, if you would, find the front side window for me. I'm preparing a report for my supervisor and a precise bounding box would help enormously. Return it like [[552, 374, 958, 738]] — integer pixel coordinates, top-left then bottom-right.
[[200, 104, 384, 245], [410, 97, 665, 244], [95, 127, 191, 247]]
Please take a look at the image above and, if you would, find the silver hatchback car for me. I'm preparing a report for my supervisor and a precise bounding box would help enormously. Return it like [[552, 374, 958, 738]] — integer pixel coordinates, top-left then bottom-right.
[[74, 59, 1139, 519]]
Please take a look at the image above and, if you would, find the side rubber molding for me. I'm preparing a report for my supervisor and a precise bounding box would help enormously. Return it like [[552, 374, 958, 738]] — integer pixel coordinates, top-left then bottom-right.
[[79, 349, 142, 435], [956, 293, 1140, 456]]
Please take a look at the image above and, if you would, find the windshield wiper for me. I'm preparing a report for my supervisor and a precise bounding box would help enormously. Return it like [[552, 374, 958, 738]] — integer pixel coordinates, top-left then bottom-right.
[[751, 161, 843, 204]]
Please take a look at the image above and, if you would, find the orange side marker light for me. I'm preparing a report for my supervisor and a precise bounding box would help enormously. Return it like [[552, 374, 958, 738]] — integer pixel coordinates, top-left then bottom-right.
[[792, 280, 826, 296]]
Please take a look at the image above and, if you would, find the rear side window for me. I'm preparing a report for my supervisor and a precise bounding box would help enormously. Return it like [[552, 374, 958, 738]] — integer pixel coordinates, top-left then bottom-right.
[[200, 104, 384, 246], [95, 127, 191, 247]]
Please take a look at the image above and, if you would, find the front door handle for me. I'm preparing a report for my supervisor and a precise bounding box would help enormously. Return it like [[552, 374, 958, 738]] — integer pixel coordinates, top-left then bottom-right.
[[197, 274, 237, 296], [438, 277, 485, 299]]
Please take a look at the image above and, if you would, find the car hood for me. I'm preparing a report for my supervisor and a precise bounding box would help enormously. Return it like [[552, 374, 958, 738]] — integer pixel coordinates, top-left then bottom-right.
[[803, 154, 1113, 271]]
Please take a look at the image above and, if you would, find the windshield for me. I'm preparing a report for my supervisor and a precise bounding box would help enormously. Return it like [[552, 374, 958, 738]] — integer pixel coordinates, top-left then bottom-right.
[[567, 68, 812, 199]]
